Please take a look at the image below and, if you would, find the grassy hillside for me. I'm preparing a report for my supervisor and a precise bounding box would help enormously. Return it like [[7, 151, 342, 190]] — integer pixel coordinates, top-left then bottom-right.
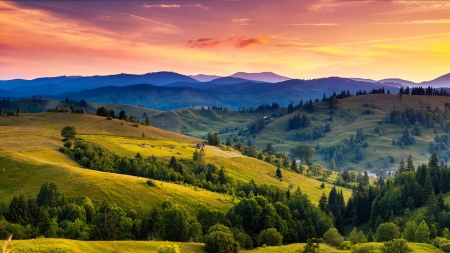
[[0, 112, 349, 215], [148, 94, 450, 172], [0, 113, 232, 214], [8, 239, 443, 253]]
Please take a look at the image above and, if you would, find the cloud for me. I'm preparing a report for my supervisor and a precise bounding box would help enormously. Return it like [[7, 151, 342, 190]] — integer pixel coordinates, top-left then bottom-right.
[[232, 18, 249, 25], [285, 23, 338, 26], [380, 2, 450, 15], [142, 4, 181, 8], [309, 0, 369, 12], [234, 37, 269, 48], [142, 3, 209, 10], [188, 38, 220, 49], [374, 19, 450, 25], [276, 43, 318, 48]]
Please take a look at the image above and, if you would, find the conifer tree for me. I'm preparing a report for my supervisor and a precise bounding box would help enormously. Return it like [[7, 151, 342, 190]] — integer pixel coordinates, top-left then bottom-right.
[[406, 154, 415, 171], [398, 158, 406, 174], [276, 165, 282, 179]]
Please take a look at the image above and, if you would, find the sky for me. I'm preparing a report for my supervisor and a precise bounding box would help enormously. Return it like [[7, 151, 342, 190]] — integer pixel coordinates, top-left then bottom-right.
[[1, 0, 450, 82]]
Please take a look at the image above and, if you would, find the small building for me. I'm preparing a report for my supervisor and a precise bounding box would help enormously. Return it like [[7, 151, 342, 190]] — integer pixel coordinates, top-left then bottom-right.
[[196, 143, 205, 149], [367, 173, 377, 179]]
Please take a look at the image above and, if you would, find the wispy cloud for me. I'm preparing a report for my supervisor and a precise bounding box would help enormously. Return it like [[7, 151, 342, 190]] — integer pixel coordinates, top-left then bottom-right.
[[309, 0, 369, 12], [188, 38, 220, 49], [232, 18, 249, 25], [103, 10, 180, 34], [142, 4, 181, 8], [142, 3, 209, 10], [234, 37, 269, 48], [380, 2, 450, 15], [285, 23, 338, 26], [374, 19, 450, 25]]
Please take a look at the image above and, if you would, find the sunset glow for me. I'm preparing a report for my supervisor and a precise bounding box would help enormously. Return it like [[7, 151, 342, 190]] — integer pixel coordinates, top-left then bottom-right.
[[1, 0, 450, 81]]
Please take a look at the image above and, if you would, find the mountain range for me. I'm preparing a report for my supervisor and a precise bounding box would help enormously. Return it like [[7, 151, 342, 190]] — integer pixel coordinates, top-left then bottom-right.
[[1, 71, 449, 110]]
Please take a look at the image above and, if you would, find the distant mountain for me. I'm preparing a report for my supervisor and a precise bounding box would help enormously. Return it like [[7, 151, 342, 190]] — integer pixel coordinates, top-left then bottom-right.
[[230, 72, 291, 83], [189, 74, 222, 82], [349, 78, 377, 83], [207, 77, 256, 85], [48, 77, 400, 111], [421, 73, 450, 87], [379, 78, 416, 87], [0, 72, 199, 96]]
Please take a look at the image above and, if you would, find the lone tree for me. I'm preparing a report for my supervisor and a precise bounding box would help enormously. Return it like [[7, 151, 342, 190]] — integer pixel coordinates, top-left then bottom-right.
[[145, 115, 151, 126], [276, 165, 282, 179], [61, 126, 77, 141], [226, 136, 232, 148], [16, 107, 20, 117]]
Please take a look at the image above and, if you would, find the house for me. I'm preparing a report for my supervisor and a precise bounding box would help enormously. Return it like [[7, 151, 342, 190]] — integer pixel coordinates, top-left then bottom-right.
[[196, 143, 205, 149], [367, 173, 377, 179]]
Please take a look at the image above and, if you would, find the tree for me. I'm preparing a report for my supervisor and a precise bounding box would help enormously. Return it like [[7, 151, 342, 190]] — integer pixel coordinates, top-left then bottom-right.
[[6, 109, 15, 116], [142, 132, 145, 139], [204, 231, 239, 253], [257, 228, 283, 246], [16, 107, 20, 117], [119, 110, 127, 120], [398, 158, 406, 174], [380, 239, 412, 253], [161, 205, 188, 242], [402, 221, 417, 242], [413, 220, 430, 243], [145, 115, 151, 126], [406, 154, 414, 171], [226, 136, 232, 148], [349, 227, 367, 244], [295, 144, 314, 164], [376, 222, 400, 242], [93, 201, 119, 240], [291, 160, 298, 173], [0, 108, 4, 115], [61, 126, 77, 141], [303, 238, 322, 253], [276, 166, 282, 179], [36, 182, 62, 208], [323, 228, 344, 247]]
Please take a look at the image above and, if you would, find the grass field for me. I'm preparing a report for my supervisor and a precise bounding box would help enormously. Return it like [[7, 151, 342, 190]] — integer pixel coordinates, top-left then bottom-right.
[[148, 94, 450, 172], [8, 239, 444, 253], [0, 112, 348, 217]]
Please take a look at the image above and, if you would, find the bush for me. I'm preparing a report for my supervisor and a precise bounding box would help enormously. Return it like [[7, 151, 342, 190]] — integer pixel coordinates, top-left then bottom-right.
[[6, 110, 15, 116], [106, 116, 112, 120], [204, 231, 239, 253], [157, 244, 181, 253], [64, 140, 73, 149], [132, 123, 139, 127], [380, 239, 412, 253], [376, 222, 400, 242], [233, 230, 253, 250], [441, 243, 450, 253], [352, 244, 375, 253], [257, 228, 282, 247], [323, 228, 344, 247], [146, 179, 156, 186], [339, 241, 352, 250], [59, 147, 71, 154]]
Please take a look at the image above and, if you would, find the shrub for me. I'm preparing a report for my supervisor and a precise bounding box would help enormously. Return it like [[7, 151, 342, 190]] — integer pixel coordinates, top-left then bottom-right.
[[132, 123, 139, 127], [58, 147, 71, 154], [339, 241, 352, 250], [323, 228, 344, 247], [376, 222, 400, 242], [157, 244, 181, 253], [106, 116, 112, 120], [441, 243, 450, 253], [146, 179, 156, 186], [380, 239, 412, 253], [257, 228, 282, 247], [6, 110, 15, 116], [233, 230, 253, 250], [64, 140, 73, 149], [204, 231, 239, 253], [352, 244, 375, 253]]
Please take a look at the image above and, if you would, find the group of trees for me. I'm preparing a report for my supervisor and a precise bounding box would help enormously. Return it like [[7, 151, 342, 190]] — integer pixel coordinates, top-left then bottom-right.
[[318, 128, 369, 166], [207, 132, 221, 146], [387, 106, 450, 129], [401, 86, 450, 96], [247, 118, 266, 135], [287, 113, 311, 130]]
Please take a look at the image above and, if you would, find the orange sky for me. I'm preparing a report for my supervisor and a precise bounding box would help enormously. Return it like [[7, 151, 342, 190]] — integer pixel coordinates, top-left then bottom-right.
[[1, 0, 450, 82]]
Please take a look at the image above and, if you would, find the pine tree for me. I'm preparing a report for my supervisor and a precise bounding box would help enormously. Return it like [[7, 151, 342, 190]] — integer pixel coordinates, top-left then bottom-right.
[[402, 221, 417, 242], [406, 154, 415, 171], [226, 136, 232, 148], [276, 166, 282, 179], [398, 158, 406, 174], [291, 160, 298, 173], [414, 220, 430, 243], [318, 193, 328, 212], [416, 164, 428, 186], [429, 152, 439, 169], [145, 115, 151, 126]]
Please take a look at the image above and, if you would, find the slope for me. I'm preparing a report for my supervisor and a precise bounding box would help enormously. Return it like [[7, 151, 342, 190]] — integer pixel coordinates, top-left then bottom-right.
[[0, 112, 350, 207]]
